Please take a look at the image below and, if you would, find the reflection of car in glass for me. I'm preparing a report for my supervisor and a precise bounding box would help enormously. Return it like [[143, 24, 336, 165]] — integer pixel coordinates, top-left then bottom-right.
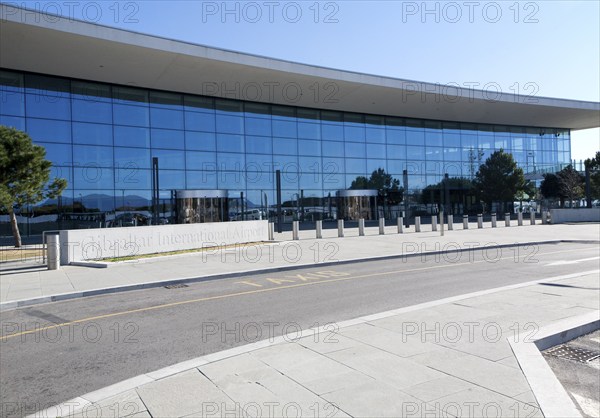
[[230, 209, 265, 221], [112, 212, 150, 227]]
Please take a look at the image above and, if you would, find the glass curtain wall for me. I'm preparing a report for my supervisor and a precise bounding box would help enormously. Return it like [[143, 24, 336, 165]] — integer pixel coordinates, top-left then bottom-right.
[[0, 69, 572, 228]]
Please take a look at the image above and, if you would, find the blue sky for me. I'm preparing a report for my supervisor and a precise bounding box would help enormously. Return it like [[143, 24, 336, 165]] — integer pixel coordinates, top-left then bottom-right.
[[14, 0, 600, 161]]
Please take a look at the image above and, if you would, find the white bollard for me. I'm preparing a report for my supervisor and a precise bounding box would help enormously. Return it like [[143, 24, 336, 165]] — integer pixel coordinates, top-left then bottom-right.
[[292, 221, 299, 240], [448, 214, 453, 230], [359, 218, 365, 236], [477, 214, 483, 229], [397, 217, 403, 234], [505, 213, 510, 227], [268, 222, 274, 240], [338, 219, 344, 237], [530, 211, 535, 225], [379, 218, 385, 235], [47, 234, 60, 270], [415, 216, 421, 232], [518, 212, 523, 226], [491, 213, 497, 228], [542, 211, 548, 224], [463, 215, 469, 229], [316, 220, 322, 239], [431, 215, 438, 232]]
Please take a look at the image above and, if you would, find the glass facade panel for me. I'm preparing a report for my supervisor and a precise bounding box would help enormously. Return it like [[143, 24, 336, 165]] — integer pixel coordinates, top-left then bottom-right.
[[0, 69, 572, 224]]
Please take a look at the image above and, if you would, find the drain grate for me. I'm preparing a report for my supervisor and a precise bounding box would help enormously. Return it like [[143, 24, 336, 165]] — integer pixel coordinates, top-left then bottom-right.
[[545, 345, 600, 363], [164, 283, 189, 289]]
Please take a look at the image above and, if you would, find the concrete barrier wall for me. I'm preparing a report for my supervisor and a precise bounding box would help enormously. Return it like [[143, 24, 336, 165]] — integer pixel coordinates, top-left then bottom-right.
[[59, 220, 269, 264], [549, 208, 600, 224]]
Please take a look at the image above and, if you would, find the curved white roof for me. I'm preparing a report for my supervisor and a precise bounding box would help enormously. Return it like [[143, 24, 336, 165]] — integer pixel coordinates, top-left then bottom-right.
[[1, 4, 598, 130]]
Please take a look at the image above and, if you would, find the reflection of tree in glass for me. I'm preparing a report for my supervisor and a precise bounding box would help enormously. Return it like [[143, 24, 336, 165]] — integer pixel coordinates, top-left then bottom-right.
[[349, 168, 403, 204]]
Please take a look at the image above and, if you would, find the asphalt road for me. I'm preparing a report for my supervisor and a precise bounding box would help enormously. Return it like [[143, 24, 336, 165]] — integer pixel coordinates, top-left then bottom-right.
[[1, 242, 599, 416]]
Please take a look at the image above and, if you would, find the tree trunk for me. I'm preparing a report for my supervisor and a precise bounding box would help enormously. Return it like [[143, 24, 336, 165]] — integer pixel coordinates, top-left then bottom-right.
[[8, 207, 22, 248]]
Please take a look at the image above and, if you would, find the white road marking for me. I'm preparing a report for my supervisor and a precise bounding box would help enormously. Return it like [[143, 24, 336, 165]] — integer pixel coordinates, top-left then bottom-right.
[[546, 256, 600, 266]]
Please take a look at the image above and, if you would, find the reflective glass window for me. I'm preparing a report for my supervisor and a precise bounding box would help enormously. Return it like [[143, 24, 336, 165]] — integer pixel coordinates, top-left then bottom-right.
[[299, 175, 322, 190], [322, 157, 344, 174], [244, 102, 271, 118], [322, 141, 344, 157], [367, 160, 386, 173], [406, 130, 425, 146], [113, 86, 148, 105], [345, 158, 366, 174], [150, 107, 184, 129], [0, 115, 25, 130], [386, 129, 405, 145], [217, 134, 244, 153], [386, 145, 405, 159], [77, 190, 115, 211], [272, 137, 297, 155], [215, 99, 243, 115], [151, 149, 185, 169], [0, 89, 25, 116], [444, 147, 462, 161], [345, 142, 365, 157], [461, 134, 478, 149], [218, 153, 245, 171], [186, 151, 217, 171], [71, 81, 111, 102], [114, 126, 150, 148], [366, 144, 386, 159], [366, 128, 385, 144], [114, 147, 151, 170], [218, 171, 246, 189], [443, 133, 460, 148], [246, 136, 272, 154], [322, 124, 344, 140], [478, 136, 494, 149], [25, 74, 69, 95], [115, 167, 151, 189], [73, 145, 113, 167], [159, 170, 186, 190], [185, 111, 215, 132], [345, 126, 365, 142], [113, 104, 149, 126], [186, 171, 218, 189], [216, 114, 244, 134], [426, 147, 444, 161], [272, 120, 297, 138], [245, 117, 272, 136], [245, 154, 273, 172], [26, 94, 71, 120], [151, 129, 185, 149], [407, 145, 425, 160], [184, 95, 214, 113], [0, 70, 24, 92], [149, 91, 182, 109], [387, 160, 405, 174], [73, 122, 113, 146], [74, 166, 114, 189], [27, 119, 71, 143], [41, 143, 72, 166], [299, 156, 321, 173], [298, 140, 321, 156], [273, 155, 298, 171], [72, 99, 112, 123], [186, 131, 216, 151], [298, 122, 320, 139], [321, 111, 342, 122]]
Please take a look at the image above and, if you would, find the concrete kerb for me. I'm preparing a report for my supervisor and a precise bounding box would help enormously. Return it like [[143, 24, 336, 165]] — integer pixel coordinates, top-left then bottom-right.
[[510, 311, 600, 418], [2, 239, 598, 312], [31, 269, 600, 418]]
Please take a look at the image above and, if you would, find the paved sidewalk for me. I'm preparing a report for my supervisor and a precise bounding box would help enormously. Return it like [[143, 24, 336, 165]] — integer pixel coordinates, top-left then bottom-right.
[[2, 223, 599, 307], [36, 270, 599, 418]]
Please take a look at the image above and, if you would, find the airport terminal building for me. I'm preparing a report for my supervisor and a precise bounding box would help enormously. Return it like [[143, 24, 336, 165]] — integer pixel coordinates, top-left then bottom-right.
[[1, 5, 599, 228]]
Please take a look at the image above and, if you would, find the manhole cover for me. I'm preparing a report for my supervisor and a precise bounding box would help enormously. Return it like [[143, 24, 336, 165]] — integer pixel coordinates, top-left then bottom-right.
[[545, 345, 600, 363], [164, 284, 189, 289]]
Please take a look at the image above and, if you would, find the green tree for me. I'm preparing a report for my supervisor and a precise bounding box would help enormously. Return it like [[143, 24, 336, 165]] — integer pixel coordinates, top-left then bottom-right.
[[473, 149, 529, 212], [350, 168, 403, 203], [557, 164, 584, 206], [421, 177, 473, 205], [584, 151, 600, 199], [540, 172, 566, 205], [0, 126, 67, 247]]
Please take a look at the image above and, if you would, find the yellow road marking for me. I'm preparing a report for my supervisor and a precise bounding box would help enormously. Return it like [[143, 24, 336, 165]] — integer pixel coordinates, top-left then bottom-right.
[[1, 246, 594, 341]]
